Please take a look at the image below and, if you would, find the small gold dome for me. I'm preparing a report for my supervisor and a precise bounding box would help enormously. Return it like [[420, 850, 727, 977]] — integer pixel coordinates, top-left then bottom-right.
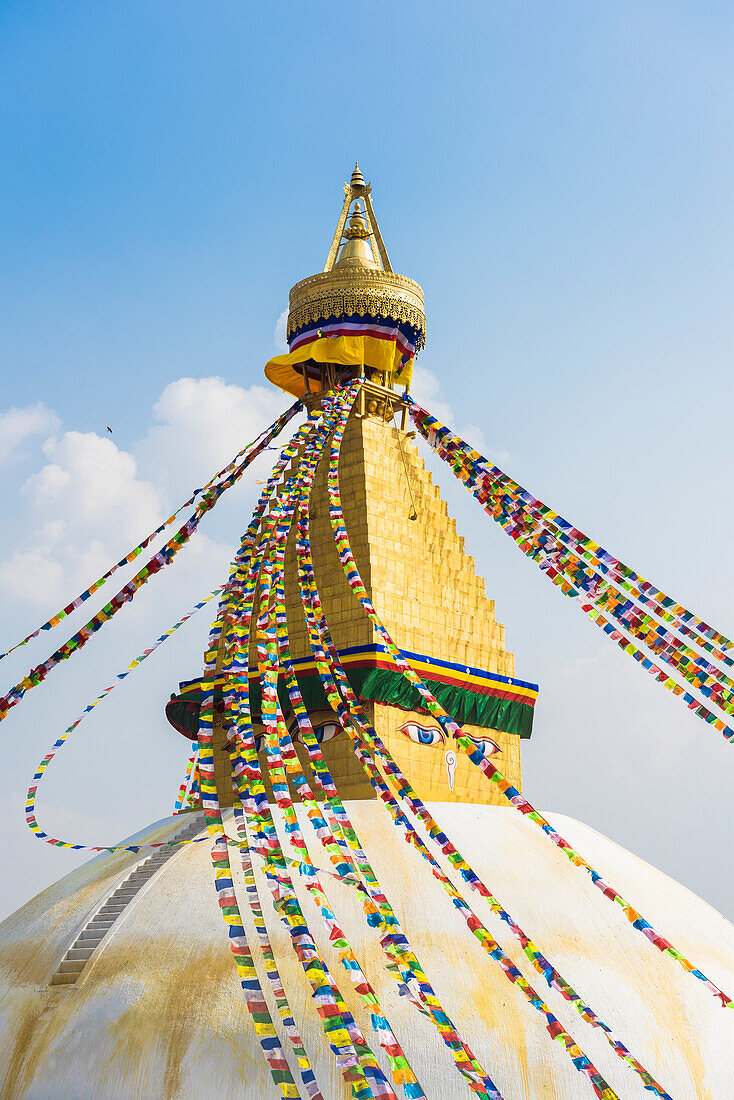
[[334, 203, 378, 270], [343, 203, 371, 241]]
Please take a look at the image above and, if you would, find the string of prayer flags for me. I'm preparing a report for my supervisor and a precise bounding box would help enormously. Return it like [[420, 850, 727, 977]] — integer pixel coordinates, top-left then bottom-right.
[[206, 419, 394, 1100], [222, 387, 497, 1098], [1, 399, 301, 662], [318, 394, 630, 1100], [294, 500, 672, 1098], [249, 457, 426, 1099], [232, 804, 325, 1100], [408, 401, 733, 658], [2, 402, 303, 726], [26, 588, 223, 852], [25, 406, 325, 854], [324, 389, 734, 1015], [185, 762, 201, 810], [196, 605, 311, 1100], [173, 750, 198, 814], [406, 400, 734, 743], [299, 563, 616, 1096], [211, 828, 304, 1099]]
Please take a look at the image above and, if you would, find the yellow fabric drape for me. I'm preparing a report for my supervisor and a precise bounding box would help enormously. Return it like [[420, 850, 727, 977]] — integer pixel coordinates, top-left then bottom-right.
[[264, 334, 412, 398]]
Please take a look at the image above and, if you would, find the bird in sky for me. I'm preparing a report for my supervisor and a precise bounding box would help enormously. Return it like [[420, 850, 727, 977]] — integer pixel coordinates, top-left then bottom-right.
[[106, 426, 113, 433]]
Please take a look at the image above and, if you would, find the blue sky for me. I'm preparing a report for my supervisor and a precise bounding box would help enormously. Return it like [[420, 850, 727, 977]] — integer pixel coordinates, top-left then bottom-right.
[[1, 1, 734, 923]]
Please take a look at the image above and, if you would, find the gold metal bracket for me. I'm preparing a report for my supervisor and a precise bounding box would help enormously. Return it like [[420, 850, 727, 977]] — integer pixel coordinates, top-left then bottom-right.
[[302, 377, 409, 429]]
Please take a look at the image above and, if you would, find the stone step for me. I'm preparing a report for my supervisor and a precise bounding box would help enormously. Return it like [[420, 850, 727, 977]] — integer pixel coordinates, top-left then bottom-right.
[[49, 973, 77, 986], [74, 929, 102, 943], [66, 948, 95, 962], [58, 960, 86, 975]]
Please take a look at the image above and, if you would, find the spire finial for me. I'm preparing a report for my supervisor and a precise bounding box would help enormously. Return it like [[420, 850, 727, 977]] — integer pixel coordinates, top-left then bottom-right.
[[322, 164, 393, 273], [351, 162, 366, 191]]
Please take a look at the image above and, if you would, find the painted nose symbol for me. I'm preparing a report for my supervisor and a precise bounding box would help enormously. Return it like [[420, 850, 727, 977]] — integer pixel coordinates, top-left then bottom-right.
[[445, 750, 457, 791]]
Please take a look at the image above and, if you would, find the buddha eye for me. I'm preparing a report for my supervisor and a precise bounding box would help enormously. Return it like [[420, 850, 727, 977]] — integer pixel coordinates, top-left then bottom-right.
[[466, 735, 501, 758], [288, 718, 342, 744], [399, 722, 444, 747], [314, 722, 340, 744], [226, 732, 263, 754]]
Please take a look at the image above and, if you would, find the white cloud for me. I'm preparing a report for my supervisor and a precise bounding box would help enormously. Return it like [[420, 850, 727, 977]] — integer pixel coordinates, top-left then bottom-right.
[[410, 364, 455, 425], [0, 403, 60, 464], [0, 540, 68, 606], [25, 432, 162, 538], [138, 375, 291, 498], [0, 376, 295, 613], [410, 365, 511, 465], [273, 308, 289, 353], [1, 432, 166, 607]]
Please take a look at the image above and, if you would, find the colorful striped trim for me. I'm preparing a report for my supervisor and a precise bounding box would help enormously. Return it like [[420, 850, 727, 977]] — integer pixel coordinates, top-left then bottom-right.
[[172, 645, 537, 707], [289, 314, 420, 367]]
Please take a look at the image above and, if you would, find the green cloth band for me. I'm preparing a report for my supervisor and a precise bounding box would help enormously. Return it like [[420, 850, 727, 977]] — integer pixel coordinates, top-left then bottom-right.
[[166, 665, 534, 740]]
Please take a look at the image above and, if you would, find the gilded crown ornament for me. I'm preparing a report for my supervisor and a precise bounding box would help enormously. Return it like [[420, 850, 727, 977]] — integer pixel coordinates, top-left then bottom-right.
[[286, 163, 427, 349]]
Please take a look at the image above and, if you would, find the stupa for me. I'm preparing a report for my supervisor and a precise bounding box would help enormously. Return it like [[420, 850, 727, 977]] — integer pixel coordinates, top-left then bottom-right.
[[1, 166, 733, 1100]]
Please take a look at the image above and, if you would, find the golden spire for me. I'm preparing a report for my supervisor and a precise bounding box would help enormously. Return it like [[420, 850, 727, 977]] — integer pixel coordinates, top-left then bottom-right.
[[285, 165, 425, 347], [322, 162, 393, 273]]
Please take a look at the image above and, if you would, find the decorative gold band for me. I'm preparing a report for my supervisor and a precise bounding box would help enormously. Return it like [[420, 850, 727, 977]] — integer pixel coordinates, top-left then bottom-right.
[[287, 269, 427, 349]]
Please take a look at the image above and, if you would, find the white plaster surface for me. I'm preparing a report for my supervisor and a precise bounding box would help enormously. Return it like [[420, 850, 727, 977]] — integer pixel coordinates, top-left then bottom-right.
[[0, 803, 732, 1099]]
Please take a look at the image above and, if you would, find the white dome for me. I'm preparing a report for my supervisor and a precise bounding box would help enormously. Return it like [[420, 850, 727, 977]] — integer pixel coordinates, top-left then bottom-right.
[[1, 802, 732, 1099]]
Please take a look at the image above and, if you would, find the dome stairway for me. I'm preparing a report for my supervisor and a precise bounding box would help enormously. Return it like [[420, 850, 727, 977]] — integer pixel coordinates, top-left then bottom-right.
[[47, 811, 205, 988]]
